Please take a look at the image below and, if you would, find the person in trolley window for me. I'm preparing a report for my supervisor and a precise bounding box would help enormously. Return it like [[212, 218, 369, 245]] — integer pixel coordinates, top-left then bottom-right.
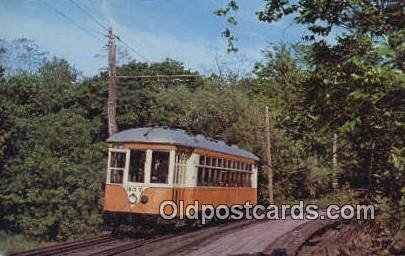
[[151, 152, 169, 184]]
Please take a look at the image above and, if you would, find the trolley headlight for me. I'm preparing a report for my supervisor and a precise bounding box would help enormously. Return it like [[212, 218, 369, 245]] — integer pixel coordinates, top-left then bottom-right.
[[128, 193, 137, 204], [140, 195, 148, 204]]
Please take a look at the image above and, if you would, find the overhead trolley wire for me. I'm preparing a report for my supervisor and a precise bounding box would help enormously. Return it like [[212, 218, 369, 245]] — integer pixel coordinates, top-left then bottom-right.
[[116, 74, 202, 84], [115, 37, 150, 62], [58, 0, 200, 79], [68, 0, 150, 62], [68, 0, 110, 33], [43, 1, 105, 43], [116, 74, 201, 79]]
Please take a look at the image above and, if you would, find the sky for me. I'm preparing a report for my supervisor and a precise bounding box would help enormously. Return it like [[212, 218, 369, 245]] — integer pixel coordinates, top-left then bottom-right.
[[0, 0, 308, 77]]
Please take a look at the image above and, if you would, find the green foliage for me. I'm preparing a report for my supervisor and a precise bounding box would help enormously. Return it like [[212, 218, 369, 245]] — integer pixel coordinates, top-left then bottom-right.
[[1, 2, 403, 244], [0, 59, 104, 241], [6, 110, 104, 240], [0, 38, 48, 75], [0, 65, 4, 78], [252, 43, 336, 202], [299, 33, 404, 205], [0, 230, 48, 254], [214, 1, 239, 53], [257, 0, 404, 38], [282, 187, 360, 208], [254, 0, 405, 245], [102, 59, 202, 131]]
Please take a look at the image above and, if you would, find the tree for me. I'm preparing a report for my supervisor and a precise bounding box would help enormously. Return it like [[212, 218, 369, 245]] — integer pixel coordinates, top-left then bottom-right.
[[0, 65, 4, 78], [0, 59, 104, 240], [101, 59, 202, 131], [253, 43, 334, 200], [252, 0, 405, 242], [0, 38, 48, 75], [1, 110, 104, 240]]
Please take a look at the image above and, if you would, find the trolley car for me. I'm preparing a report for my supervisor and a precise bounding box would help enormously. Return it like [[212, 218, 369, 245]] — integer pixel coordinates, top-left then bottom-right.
[[103, 127, 258, 226]]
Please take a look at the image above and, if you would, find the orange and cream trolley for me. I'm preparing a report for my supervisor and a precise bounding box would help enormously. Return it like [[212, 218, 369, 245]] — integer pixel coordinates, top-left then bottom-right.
[[103, 127, 258, 225]]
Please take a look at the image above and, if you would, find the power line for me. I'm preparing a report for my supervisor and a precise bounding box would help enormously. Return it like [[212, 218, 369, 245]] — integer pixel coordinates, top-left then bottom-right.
[[116, 81, 198, 85], [68, 0, 150, 62], [68, 0, 109, 33], [117, 74, 201, 79], [68, 0, 154, 62], [45, 0, 200, 86], [43, 1, 105, 43], [115, 36, 150, 62]]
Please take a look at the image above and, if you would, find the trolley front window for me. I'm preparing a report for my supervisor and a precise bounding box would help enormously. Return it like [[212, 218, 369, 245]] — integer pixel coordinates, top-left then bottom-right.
[[109, 151, 126, 184], [128, 150, 146, 183], [151, 151, 169, 184]]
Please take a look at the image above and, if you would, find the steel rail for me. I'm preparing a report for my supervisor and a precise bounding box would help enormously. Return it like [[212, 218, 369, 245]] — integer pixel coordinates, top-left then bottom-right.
[[10, 235, 116, 256]]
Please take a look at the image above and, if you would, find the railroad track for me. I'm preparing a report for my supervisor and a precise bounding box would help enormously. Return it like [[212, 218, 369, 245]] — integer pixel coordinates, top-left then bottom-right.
[[164, 219, 258, 255], [10, 216, 341, 256], [85, 235, 176, 256], [10, 234, 117, 256], [121, 219, 259, 255], [77, 220, 257, 256], [8, 220, 254, 256]]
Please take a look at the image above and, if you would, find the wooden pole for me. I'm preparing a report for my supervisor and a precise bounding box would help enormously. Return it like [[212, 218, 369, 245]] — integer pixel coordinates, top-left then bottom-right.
[[332, 132, 338, 189], [332, 133, 338, 168], [265, 106, 274, 204], [108, 27, 118, 136]]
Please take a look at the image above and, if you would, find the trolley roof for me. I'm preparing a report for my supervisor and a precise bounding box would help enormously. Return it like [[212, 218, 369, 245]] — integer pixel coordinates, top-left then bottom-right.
[[107, 127, 259, 161]]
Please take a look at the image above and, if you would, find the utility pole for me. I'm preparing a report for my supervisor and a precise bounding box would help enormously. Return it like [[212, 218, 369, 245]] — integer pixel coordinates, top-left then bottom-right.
[[332, 133, 338, 189], [108, 27, 118, 136], [264, 106, 274, 204], [332, 133, 338, 168]]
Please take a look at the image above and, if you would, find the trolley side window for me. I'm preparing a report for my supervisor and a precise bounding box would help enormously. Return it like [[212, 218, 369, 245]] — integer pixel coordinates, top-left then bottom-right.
[[197, 155, 253, 188], [128, 150, 146, 183], [151, 151, 170, 184], [109, 151, 126, 184]]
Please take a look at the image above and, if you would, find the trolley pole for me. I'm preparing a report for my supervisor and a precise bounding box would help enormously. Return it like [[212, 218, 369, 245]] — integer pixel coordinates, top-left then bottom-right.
[[108, 27, 118, 136], [265, 106, 274, 204]]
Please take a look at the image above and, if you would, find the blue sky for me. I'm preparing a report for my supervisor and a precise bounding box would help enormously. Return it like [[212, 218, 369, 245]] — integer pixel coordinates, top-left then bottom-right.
[[1, 0, 307, 77]]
